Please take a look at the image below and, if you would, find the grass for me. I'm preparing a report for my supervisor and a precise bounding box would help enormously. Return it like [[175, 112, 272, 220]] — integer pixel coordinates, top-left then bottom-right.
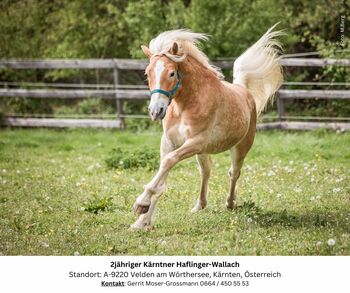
[[0, 128, 349, 256]]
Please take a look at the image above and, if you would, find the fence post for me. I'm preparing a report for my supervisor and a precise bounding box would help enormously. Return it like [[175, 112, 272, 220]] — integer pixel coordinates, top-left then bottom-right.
[[113, 60, 125, 130], [276, 93, 285, 122]]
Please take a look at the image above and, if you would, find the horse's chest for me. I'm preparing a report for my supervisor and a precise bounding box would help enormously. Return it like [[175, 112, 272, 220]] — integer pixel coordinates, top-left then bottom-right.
[[165, 122, 189, 148]]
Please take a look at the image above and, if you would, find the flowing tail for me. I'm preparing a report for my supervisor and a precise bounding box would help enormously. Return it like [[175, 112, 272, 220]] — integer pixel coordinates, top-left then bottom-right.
[[233, 24, 284, 116]]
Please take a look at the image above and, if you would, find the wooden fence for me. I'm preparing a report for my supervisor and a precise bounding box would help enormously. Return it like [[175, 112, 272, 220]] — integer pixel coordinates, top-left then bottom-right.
[[0, 58, 349, 130]]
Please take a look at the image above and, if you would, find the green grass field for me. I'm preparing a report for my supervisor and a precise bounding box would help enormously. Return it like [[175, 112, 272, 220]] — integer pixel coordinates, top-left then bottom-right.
[[0, 128, 349, 255]]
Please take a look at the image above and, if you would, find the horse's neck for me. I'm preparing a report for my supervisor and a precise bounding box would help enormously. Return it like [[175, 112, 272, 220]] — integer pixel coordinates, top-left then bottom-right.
[[175, 57, 219, 107]]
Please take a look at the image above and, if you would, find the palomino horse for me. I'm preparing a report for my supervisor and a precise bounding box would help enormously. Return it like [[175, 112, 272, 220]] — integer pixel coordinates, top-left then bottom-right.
[[131, 25, 283, 230]]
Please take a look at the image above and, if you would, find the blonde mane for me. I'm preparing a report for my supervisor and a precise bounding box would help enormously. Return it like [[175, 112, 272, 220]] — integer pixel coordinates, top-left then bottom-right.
[[149, 29, 224, 79]]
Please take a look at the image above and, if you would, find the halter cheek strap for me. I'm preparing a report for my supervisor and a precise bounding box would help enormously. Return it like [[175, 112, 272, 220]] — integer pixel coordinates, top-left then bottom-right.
[[150, 72, 181, 100]]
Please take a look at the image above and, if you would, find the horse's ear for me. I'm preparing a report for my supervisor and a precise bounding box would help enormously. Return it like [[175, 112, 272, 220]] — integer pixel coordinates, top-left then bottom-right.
[[170, 42, 178, 55], [141, 45, 152, 58]]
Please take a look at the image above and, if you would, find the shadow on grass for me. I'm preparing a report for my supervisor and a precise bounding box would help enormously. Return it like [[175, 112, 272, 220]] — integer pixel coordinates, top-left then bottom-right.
[[237, 201, 349, 232]]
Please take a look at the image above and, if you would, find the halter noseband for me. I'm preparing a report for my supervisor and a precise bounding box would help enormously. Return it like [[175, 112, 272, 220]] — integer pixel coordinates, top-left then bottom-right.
[[150, 71, 181, 101]]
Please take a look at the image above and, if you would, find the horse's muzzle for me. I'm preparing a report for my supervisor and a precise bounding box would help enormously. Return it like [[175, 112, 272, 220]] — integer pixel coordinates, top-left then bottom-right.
[[149, 107, 166, 121], [148, 101, 167, 121]]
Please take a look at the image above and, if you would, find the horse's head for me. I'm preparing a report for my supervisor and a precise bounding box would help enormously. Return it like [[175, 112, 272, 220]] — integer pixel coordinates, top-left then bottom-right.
[[142, 43, 182, 121]]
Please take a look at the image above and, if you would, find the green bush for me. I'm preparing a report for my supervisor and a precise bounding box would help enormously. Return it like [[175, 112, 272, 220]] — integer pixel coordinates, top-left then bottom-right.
[[4, 97, 53, 115], [77, 98, 114, 115], [105, 147, 159, 170], [83, 194, 113, 214], [54, 98, 115, 116]]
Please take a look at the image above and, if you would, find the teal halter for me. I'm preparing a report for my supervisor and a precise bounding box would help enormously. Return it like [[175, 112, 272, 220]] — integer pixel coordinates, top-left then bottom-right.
[[150, 72, 181, 99]]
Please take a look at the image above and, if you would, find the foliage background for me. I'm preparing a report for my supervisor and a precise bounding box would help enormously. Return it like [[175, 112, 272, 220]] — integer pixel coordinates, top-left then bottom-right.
[[0, 0, 349, 120]]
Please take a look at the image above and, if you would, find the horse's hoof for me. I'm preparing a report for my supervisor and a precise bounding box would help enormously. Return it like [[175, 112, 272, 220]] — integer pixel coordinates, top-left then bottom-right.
[[191, 204, 205, 213], [130, 222, 153, 231], [225, 201, 238, 211]]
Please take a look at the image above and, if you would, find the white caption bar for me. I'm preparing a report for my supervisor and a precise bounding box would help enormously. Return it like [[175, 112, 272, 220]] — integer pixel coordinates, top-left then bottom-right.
[[0, 256, 348, 293]]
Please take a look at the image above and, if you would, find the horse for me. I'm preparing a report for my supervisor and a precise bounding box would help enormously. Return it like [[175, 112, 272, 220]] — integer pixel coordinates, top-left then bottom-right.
[[131, 25, 283, 230]]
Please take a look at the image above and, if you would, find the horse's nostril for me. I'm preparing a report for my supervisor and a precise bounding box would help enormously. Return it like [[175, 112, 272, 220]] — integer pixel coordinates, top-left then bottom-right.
[[159, 107, 164, 114]]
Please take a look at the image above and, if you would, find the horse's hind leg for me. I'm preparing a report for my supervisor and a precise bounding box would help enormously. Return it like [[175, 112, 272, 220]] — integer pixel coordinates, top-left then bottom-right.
[[191, 154, 212, 213], [226, 130, 255, 210], [226, 147, 244, 210]]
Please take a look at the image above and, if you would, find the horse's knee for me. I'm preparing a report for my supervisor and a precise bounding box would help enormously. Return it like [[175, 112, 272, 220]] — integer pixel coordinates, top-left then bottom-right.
[[200, 165, 211, 177], [228, 167, 233, 178], [145, 183, 166, 197], [197, 156, 212, 177], [228, 167, 240, 180]]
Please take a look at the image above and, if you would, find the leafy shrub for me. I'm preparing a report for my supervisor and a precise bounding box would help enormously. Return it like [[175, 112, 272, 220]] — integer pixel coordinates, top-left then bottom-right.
[[5, 97, 53, 114], [77, 98, 114, 115], [105, 147, 159, 170], [83, 195, 113, 214], [53, 98, 115, 116]]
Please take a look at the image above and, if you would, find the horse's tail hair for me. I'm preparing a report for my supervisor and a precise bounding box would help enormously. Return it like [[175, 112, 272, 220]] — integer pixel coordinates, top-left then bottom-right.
[[233, 23, 284, 116]]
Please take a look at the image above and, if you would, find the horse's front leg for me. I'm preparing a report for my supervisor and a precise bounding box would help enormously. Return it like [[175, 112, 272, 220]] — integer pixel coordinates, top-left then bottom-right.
[[131, 137, 204, 230], [131, 135, 172, 230]]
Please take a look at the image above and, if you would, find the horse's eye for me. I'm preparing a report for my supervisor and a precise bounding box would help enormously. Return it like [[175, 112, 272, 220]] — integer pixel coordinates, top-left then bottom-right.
[[169, 72, 175, 78]]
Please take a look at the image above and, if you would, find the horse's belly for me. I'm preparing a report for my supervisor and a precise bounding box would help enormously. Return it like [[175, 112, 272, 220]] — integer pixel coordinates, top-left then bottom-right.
[[204, 135, 240, 154], [204, 121, 249, 154]]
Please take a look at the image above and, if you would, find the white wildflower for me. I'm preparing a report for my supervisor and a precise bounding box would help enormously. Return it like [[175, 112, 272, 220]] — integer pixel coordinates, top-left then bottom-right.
[[41, 242, 49, 248], [267, 170, 276, 177], [316, 241, 322, 247], [327, 239, 336, 247], [333, 188, 341, 193], [283, 166, 293, 174], [294, 187, 302, 193], [74, 251, 80, 256]]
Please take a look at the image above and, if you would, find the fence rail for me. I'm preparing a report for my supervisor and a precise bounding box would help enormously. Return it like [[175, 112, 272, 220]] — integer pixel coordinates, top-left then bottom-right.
[[1, 89, 350, 100], [1, 57, 350, 69], [0, 57, 349, 130], [0, 88, 149, 99]]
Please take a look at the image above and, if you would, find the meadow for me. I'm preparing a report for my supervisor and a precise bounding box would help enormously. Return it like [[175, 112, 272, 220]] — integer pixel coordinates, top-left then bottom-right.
[[0, 128, 349, 255]]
